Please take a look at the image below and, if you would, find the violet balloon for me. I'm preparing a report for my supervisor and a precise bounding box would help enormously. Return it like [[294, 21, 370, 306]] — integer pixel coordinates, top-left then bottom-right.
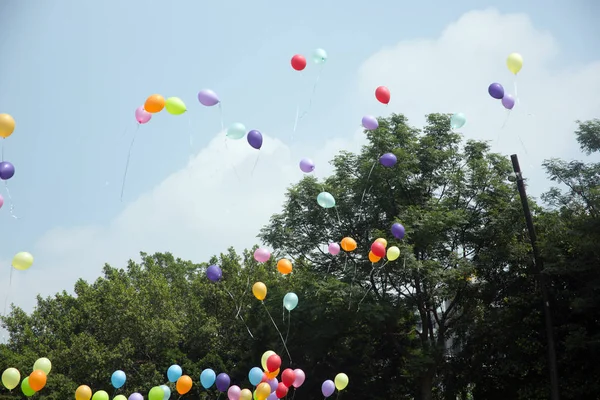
[[197, 89, 220, 107], [267, 393, 278, 400], [379, 153, 397, 167], [299, 158, 315, 173], [0, 161, 15, 180], [488, 83, 505, 100], [391, 222, 405, 239], [128, 393, 143, 400], [268, 378, 278, 392], [206, 265, 222, 282], [216, 373, 231, 392], [135, 106, 152, 124], [247, 130, 263, 150], [502, 94, 515, 110], [321, 380, 335, 398], [328, 242, 340, 256], [361, 115, 378, 130]]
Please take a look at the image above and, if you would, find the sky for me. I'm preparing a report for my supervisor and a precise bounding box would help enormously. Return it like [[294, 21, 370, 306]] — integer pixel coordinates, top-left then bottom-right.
[[0, 0, 599, 322]]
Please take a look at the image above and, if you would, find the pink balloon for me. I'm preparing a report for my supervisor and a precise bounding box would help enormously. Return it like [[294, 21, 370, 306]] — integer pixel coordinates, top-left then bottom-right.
[[0, 193, 4, 209], [254, 248, 271, 263], [292, 369, 305, 388], [328, 243, 340, 256], [135, 106, 152, 124], [227, 385, 241, 400]]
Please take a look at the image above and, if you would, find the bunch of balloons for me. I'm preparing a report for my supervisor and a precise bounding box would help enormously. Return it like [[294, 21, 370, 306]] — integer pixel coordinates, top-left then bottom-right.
[[290, 48, 327, 72], [487, 52, 523, 110], [0, 112, 17, 209], [2, 357, 52, 397], [321, 373, 349, 398], [369, 237, 400, 263], [245, 350, 305, 400], [141, 94, 187, 120]]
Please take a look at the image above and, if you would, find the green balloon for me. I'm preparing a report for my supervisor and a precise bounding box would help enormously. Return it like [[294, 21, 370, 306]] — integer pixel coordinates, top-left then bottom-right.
[[317, 191, 336, 209], [313, 48, 327, 64], [33, 357, 52, 375], [165, 97, 187, 116], [92, 390, 109, 400], [114, 396, 127, 400], [21, 377, 35, 397], [148, 386, 165, 400], [226, 122, 246, 140], [2, 367, 21, 390]]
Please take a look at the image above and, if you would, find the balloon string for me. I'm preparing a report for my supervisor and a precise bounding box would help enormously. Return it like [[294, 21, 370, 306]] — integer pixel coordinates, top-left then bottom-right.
[[261, 301, 292, 364], [188, 114, 194, 164], [4, 182, 19, 219], [514, 76, 519, 106], [1, 139, 4, 160], [292, 64, 324, 137], [3, 267, 13, 316], [120, 124, 140, 202], [218, 103, 225, 134], [224, 288, 255, 339], [357, 261, 388, 312], [284, 311, 291, 345], [250, 152, 260, 176], [358, 161, 377, 221]]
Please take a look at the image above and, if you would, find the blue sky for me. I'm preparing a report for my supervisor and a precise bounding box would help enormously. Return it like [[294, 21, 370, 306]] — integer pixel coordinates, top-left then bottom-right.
[[0, 0, 599, 312]]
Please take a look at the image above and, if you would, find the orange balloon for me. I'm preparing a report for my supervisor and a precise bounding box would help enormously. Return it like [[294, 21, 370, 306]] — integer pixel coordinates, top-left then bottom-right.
[[340, 237, 357, 252], [368, 251, 381, 263], [265, 368, 280, 379], [0, 113, 16, 139], [144, 94, 166, 113], [277, 259, 293, 275], [176, 375, 193, 395], [28, 370, 47, 391]]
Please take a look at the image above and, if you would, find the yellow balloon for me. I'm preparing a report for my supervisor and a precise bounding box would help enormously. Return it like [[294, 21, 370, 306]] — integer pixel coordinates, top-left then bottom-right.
[[0, 114, 16, 139], [12, 251, 33, 271], [240, 389, 253, 400], [33, 357, 52, 375], [165, 97, 187, 115], [261, 350, 275, 370], [256, 382, 271, 399], [334, 372, 349, 390], [2, 367, 21, 390], [252, 282, 267, 301], [386, 246, 400, 261], [75, 385, 93, 400], [506, 52, 523, 75], [375, 238, 387, 248]]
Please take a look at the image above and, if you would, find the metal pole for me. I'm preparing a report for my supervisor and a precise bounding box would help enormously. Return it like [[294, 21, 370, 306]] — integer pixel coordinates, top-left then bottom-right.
[[510, 154, 560, 400]]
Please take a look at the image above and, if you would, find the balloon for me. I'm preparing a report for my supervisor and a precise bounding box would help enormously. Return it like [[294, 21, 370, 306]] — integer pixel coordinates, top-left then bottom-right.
[[249, 367, 264, 386], [290, 55, 306, 71], [266, 354, 281, 372], [317, 192, 336, 208], [0, 161, 15, 180], [227, 123, 246, 140], [450, 112, 466, 129], [267, 392, 278, 400], [114, 396, 127, 400], [375, 86, 390, 104], [128, 393, 144, 400], [371, 241, 385, 258], [283, 292, 298, 311], [328, 242, 340, 255], [488, 83, 504, 100], [1, 367, 20, 390], [21, 377, 35, 397], [256, 383, 271, 399], [261, 351, 276, 371], [387, 246, 400, 261], [267, 378, 278, 392], [247, 130, 263, 150], [313, 48, 327, 64], [197, 89, 220, 106], [111, 370, 126, 389], [254, 248, 271, 263], [391, 223, 405, 239], [135, 106, 152, 124], [159, 385, 171, 400], [240, 388, 253, 400], [375, 238, 387, 247], [368, 251, 381, 263], [228, 385, 242, 400], [33, 357, 52, 375], [165, 97, 187, 115], [379, 153, 397, 167], [206, 265, 223, 282], [277, 259, 292, 275], [292, 369, 305, 388], [92, 391, 109, 400], [253, 282, 267, 301], [340, 237, 357, 252], [144, 94, 165, 113], [281, 369, 295, 387], [265, 368, 279, 380], [0, 194, 3, 209], [75, 385, 93, 400], [506, 53, 523, 75], [361, 115, 378, 130], [167, 364, 182, 382], [502, 94, 515, 110], [0, 113, 16, 138], [275, 382, 288, 398], [334, 373, 349, 390], [200, 368, 216, 389], [216, 373, 231, 392], [148, 386, 164, 400], [176, 375, 193, 395], [299, 158, 315, 173], [321, 380, 335, 398], [12, 252, 33, 271]]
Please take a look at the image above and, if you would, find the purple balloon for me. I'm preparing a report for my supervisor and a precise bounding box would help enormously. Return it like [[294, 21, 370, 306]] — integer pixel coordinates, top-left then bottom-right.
[[488, 83, 504, 100], [268, 378, 278, 392], [391, 222, 405, 239], [321, 380, 335, 398], [379, 153, 397, 167], [0, 161, 15, 180], [361, 115, 379, 130], [247, 130, 263, 150], [501, 94, 515, 110], [128, 393, 143, 400], [267, 393, 278, 400], [299, 158, 315, 173], [206, 265, 222, 282], [215, 373, 231, 392], [197, 89, 220, 107]]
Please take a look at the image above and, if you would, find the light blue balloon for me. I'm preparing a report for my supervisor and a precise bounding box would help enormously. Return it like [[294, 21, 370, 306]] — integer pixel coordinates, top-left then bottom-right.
[[450, 112, 466, 129], [159, 385, 171, 400], [200, 368, 216, 389], [167, 364, 182, 383], [313, 48, 327, 64], [248, 367, 263, 386], [227, 122, 246, 140], [283, 292, 299, 311], [111, 370, 126, 389], [317, 192, 336, 209]]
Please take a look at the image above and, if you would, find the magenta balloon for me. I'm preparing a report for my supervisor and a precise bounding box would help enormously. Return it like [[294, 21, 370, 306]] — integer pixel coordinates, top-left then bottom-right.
[[197, 89, 220, 106], [501, 94, 515, 110], [299, 158, 315, 173], [292, 369, 305, 388], [0, 194, 3, 209], [361, 115, 379, 130], [135, 106, 152, 124], [227, 385, 241, 400], [328, 243, 340, 255], [254, 248, 271, 263]]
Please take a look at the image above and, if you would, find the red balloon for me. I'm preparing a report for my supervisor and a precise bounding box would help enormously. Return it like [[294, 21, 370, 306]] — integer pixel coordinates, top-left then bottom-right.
[[276, 382, 289, 398], [261, 372, 269, 383], [266, 354, 282, 372], [375, 86, 390, 104], [281, 368, 295, 387], [291, 54, 307, 71], [371, 242, 386, 258]]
